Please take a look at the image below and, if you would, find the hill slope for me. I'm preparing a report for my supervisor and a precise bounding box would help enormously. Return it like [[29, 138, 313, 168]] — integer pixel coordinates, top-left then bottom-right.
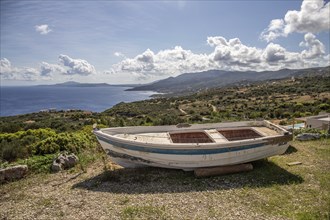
[[128, 66, 330, 93]]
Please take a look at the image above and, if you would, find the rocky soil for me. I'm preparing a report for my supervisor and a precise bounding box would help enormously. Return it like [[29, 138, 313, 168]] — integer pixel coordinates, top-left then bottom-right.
[[1, 139, 329, 220]]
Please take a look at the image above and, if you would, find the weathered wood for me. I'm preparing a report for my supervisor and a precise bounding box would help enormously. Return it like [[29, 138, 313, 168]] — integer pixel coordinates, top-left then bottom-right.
[[194, 163, 253, 178]]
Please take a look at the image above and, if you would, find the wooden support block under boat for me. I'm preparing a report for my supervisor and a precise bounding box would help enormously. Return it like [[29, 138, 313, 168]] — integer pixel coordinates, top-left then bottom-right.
[[194, 163, 253, 178]]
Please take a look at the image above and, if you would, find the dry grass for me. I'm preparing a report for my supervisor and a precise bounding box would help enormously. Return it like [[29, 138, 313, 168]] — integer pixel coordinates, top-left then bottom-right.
[[290, 92, 330, 103], [1, 139, 329, 220]]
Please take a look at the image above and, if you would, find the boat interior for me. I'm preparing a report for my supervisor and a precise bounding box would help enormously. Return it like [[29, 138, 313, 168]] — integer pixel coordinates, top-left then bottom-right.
[[217, 129, 262, 141], [170, 132, 214, 143]]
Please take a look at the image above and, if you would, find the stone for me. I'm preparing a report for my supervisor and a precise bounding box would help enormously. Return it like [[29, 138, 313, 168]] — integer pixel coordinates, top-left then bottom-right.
[[287, 161, 302, 166], [0, 165, 28, 183], [296, 133, 320, 141], [51, 162, 63, 172], [51, 153, 79, 172], [65, 154, 79, 168]]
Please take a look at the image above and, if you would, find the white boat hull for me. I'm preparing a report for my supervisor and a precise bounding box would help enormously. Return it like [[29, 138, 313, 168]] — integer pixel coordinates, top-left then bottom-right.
[[97, 138, 289, 170], [94, 121, 292, 171]]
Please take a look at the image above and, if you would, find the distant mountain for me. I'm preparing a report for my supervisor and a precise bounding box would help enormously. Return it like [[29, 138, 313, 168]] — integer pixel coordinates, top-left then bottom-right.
[[36, 81, 142, 87], [128, 66, 330, 94]]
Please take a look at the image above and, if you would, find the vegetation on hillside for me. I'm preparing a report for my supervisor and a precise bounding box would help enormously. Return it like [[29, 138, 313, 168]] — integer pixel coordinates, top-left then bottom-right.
[[0, 74, 329, 219], [0, 75, 329, 171], [102, 75, 330, 126]]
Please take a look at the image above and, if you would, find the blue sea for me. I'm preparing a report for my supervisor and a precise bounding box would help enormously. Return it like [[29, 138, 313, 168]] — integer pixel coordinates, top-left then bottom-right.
[[0, 86, 155, 117]]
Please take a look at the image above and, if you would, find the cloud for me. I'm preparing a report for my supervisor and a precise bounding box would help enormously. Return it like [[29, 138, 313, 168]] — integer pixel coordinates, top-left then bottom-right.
[[35, 24, 52, 35], [0, 58, 12, 73], [111, 46, 212, 79], [110, 35, 329, 79], [59, 54, 96, 75], [208, 36, 263, 69], [40, 62, 65, 76], [263, 43, 286, 63], [1, 33, 328, 83], [260, 0, 330, 41], [300, 33, 325, 59], [114, 52, 125, 58], [1, 55, 96, 81], [0, 58, 39, 81]]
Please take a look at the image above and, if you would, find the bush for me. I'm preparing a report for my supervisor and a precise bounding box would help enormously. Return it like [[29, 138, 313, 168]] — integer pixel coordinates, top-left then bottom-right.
[[318, 103, 330, 111], [0, 128, 97, 162], [0, 139, 28, 162], [0, 128, 57, 162], [16, 154, 56, 173], [31, 131, 95, 155], [294, 128, 329, 138]]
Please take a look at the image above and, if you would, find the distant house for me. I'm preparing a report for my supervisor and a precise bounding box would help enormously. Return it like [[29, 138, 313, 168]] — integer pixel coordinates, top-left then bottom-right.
[[23, 120, 35, 124], [305, 114, 330, 130], [39, 108, 57, 113]]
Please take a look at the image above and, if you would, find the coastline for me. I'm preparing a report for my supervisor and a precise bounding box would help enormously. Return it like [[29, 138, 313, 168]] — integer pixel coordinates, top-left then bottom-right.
[[0, 86, 157, 117]]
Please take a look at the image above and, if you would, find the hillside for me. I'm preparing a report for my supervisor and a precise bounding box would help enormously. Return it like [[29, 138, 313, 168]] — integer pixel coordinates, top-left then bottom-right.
[[1, 73, 329, 219], [128, 66, 330, 94]]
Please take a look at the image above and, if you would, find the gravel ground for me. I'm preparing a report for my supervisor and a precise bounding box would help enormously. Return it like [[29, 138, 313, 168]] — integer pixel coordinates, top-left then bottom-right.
[[0, 160, 290, 220], [3, 139, 330, 220]]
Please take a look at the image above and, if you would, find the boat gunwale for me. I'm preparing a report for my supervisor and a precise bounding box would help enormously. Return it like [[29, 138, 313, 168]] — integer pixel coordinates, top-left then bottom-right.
[[94, 120, 291, 149], [95, 132, 291, 156], [94, 129, 284, 150]]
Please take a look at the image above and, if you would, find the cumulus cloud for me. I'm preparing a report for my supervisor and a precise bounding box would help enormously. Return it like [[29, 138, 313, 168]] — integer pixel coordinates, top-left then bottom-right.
[[35, 24, 52, 35], [40, 62, 65, 76], [208, 36, 263, 69], [111, 46, 212, 79], [0, 58, 12, 73], [59, 54, 96, 75], [1, 55, 96, 81], [300, 33, 325, 59], [263, 43, 286, 63], [110, 35, 329, 79], [261, 0, 330, 41], [0, 58, 39, 81], [1, 35, 328, 83]]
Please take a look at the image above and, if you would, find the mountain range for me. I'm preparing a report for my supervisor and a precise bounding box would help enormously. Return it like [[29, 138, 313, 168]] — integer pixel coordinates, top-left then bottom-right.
[[37, 81, 141, 88], [128, 66, 330, 94]]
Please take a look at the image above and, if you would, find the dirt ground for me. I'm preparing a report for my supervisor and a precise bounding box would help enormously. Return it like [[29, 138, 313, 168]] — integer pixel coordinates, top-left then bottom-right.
[[1, 140, 329, 220]]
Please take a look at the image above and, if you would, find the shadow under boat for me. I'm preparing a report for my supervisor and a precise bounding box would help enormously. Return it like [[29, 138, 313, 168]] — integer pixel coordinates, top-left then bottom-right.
[[72, 159, 303, 195]]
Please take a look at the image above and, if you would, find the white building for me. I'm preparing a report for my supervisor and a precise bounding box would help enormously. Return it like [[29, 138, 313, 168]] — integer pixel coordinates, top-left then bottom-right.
[[305, 114, 330, 130]]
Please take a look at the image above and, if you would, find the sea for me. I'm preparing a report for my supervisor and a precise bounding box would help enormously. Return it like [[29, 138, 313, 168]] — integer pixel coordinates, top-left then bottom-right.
[[0, 86, 156, 117]]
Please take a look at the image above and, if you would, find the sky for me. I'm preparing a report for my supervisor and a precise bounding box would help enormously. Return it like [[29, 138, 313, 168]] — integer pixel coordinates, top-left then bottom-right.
[[0, 0, 329, 86]]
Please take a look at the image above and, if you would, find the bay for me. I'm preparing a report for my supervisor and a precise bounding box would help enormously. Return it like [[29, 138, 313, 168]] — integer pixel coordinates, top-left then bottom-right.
[[0, 86, 155, 117]]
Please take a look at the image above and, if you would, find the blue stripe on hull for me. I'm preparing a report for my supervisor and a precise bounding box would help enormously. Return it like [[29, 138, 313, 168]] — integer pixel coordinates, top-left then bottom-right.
[[97, 135, 272, 155]]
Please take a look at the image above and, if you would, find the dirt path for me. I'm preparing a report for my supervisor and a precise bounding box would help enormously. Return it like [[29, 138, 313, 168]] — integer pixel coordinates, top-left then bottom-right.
[[178, 108, 188, 115]]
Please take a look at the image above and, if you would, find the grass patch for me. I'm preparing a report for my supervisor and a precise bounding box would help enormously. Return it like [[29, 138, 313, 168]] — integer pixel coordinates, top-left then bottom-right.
[[118, 197, 130, 205], [121, 205, 168, 220], [76, 149, 104, 172], [9, 154, 56, 173], [240, 139, 330, 219]]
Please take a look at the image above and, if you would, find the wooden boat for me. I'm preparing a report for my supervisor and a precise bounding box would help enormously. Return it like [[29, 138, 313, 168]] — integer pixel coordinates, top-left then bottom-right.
[[93, 120, 292, 171]]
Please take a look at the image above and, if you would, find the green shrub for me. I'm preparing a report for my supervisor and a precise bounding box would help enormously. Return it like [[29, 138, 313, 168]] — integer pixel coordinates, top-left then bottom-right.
[[294, 128, 329, 138], [16, 154, 56, 173], [0, 139, 28, 162], [0, 128, 97, 162], [0, 128, 57, 162], [31, 131, 94, 155]]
